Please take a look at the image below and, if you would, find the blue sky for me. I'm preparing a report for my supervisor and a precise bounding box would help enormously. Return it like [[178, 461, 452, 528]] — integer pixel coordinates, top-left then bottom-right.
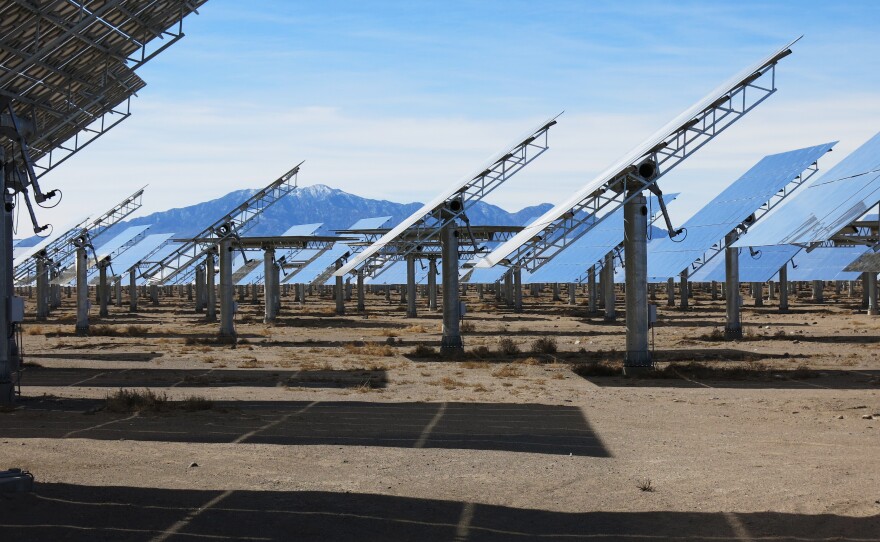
[[33, 0, 880, 235]]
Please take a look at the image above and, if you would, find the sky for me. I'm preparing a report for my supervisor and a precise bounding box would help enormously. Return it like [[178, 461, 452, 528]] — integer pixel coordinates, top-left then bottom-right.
[[26, 0, 880, 238]]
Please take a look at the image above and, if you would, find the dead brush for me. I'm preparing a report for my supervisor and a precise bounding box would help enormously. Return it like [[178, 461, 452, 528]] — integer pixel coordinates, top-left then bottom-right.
[[410, 343, 437, 357], [573, 360, 622, 377], [403, 324, 428, 333], [460, 360, 490, 369], [344, 342, 395, 357], [530, 337, 557, 354], [25, 325, 43, 336], [104, 389, 213, 413], [379, 329, 400, 337], [497, 337, 520, 356], [460, 320, 475, 332], [492, 364, 524, 378], [470, 345, 491, 358]]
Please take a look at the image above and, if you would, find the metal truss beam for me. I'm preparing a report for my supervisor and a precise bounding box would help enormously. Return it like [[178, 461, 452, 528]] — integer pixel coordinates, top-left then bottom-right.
[[13, 186, 144, 284], [487, 60, 786, 274], [137, 163, 302, 285], [345, 118, 557, 280]]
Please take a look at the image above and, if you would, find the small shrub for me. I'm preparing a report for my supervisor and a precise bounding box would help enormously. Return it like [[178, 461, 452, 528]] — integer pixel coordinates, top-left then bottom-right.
[[498, 337, 519, 356], [461, 360, 489, 369], [460, 320, 475, 332], [123, 325, 149, 337], [492, 364, 523, 378], [573, 361, 622, 377], [403, 324, 428, 333], [410, 343, 436, 357], [531, 337, 557, 354], [180, 395, 214, 411], [636, 478, 655, 492], [25, 326, 43, 336], [105, 388, 168, 412]]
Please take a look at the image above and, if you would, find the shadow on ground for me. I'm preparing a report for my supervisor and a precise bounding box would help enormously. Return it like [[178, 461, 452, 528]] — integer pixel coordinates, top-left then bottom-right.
[[18, 367, 388, 389], [3, 399, 608, 456], [3, 484, 878, 541]]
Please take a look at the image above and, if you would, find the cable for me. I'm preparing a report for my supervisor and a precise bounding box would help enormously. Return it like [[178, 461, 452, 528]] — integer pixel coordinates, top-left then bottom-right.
[[670, 227, 688, 243], [36, 188, 62, 208]]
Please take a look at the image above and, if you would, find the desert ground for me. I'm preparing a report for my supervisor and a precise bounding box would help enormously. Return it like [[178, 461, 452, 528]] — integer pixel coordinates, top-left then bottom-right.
[[1, 282, 878, 541]]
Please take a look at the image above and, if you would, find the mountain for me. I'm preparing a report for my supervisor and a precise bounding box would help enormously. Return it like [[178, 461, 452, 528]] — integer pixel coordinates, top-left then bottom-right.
[[117, 184, 554, 237]]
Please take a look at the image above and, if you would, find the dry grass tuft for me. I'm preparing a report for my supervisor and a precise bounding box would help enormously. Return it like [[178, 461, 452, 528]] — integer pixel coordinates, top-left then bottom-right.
[[25, 325, 43, 336], [410, 343, 437, 357], [104, 389, 213, 413], [403, 324, 428, 333], [530, 337, 557, 354], [460, 320, 476, 332], [344, 342, 395, 357], [498, 337, 520, 356], [460, 361, 490, 369], [492, 364, 524, 378]]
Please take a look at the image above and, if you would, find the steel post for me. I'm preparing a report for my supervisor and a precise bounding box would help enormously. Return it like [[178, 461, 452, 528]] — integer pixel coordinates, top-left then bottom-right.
[[604, 253, 616, 321], [0, 166, 18, 405], [666, 277, 675, 307], [428, 258, 438, 311], [623, 194, 651, 372], [36, 258, 48, 320], [868, 273, 878, 316], [75, 247, 89, 335], [724, 232, 742, 339], [679, 271, 689, 310], [406, 255, 417, 318], [568, 282, 576, 305], [219, 239, 236, 339], [98, 264, 109, 317], [263, 248, 276, 323], [513, 266, 523, 313], [357, 272, 365, 312], [129, 268, 138, 312], [812, 280, 824, 303], [588, 266, 597, 314], [753, 282, 763, 307], [440, 219, 463, 356], [778, 264, 789, 312]]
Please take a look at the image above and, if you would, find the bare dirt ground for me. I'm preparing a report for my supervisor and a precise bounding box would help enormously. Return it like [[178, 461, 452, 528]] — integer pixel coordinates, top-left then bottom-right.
[[1, 283, 879, 541]]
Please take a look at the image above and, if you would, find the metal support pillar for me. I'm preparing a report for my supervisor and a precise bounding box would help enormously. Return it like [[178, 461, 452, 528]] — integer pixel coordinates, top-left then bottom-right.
[[711, 280, 718, 300], [604, 253, 616, 321], [428, 258, 438, 311], [868, 273, 878, 316], [114, 277, 122, 307], [406, 255, 417, 318], [334, 260, 345, 316], [552, 283, 561, 302], [264, 248, 276, 323], [0, 167, 18, 405], [863, 274, 870, 309], [129, 269, 138, 312], [778, 264, 789, 313], [98, 264, 109, 317], [440, 219, 463, 356], [753, 282, 763, 307], [768, 280, 776, 300], [194, 267, 204, 312], [568, 282, 576, 305], [724, 233, 742, 339], [588, 266, 597, 315], [503, 271, 513, 308], [298, 283, 306, 306], [75, 247, 89, 335], [812, 280, 824, 303], [666, 277, 675, 307], [623, 194, 651, 372], [357, 272, 365, 312], [219, 239, 236, 339], [679, 271, 689, 310], [513, 266, 523, 313], [35, 258, 48, 320], [205, 253, 216, 322], [150, 284, 159, 307]]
